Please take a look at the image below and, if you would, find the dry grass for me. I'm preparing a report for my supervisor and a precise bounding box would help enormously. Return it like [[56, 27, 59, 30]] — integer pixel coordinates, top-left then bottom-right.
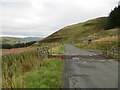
[[51, 44, 64, 54], [92, 36, 118, 42], [1, 46, 36, 56], [52, 45, 61, 52]]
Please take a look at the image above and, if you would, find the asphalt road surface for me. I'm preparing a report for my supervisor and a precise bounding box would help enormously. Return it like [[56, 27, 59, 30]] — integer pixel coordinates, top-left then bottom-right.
[[62, 44, 118, 88]]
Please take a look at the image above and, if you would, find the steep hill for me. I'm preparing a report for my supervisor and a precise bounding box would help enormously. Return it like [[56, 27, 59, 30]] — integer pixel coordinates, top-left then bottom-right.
[[40, 17, 118, 43]]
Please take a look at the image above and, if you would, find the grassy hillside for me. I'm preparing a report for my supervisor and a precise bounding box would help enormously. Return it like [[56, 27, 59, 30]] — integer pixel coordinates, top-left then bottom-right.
[[40, 17, 118, 44], [39, 17, 119, 59], [40, 17, 115, 43]]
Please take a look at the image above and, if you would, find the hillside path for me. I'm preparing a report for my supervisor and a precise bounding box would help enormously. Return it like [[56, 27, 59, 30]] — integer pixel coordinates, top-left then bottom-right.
[[62, 44, 118, 88]]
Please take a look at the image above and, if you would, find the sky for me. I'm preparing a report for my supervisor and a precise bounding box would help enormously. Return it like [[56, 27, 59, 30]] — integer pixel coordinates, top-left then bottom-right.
[[0, 0, 119, 38]]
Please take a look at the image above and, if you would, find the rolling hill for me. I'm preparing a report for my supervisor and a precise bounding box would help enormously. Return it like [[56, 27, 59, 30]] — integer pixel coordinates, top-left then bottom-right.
[[0, 37, 25, 44], [22, 37, 43, 41], [40, 17, 118, 43], [0, 37, 43, 44]]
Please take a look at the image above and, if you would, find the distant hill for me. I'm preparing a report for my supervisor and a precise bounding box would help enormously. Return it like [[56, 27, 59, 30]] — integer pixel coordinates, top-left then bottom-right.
[[39, 17, 118, 43], [0, 37, 43, 44], [22, 37, 42, 41]]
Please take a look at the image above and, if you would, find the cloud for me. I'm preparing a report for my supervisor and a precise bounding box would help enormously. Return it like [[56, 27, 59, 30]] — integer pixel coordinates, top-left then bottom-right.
[[0, 0, 119, 37]]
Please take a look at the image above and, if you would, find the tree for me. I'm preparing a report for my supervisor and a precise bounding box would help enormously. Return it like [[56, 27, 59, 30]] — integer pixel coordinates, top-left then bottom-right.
[[1, 44, 13, 49], [1, 41, 36, 49], [105, 6, 120, 30]]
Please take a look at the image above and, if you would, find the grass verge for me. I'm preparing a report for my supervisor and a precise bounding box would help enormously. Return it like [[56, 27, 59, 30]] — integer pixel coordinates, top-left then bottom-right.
[[52, 44, 64, 54], [74, 42, 119, 59], [12, 58, 64, 88], [2, 46, 64, 88]]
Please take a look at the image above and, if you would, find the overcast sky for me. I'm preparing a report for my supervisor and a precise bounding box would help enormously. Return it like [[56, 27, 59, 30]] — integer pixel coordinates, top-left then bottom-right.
[[0, 0, 119, 38]]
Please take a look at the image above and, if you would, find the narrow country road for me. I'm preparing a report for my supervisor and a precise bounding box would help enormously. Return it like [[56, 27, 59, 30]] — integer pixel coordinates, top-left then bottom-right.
[[62, 44, 118, 88]]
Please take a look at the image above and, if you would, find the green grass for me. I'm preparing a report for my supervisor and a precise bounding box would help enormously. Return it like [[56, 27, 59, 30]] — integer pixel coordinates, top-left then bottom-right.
[[52, 44, 64, 54], [2, 45, 64, 88], [12, 58, 64, 88]]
